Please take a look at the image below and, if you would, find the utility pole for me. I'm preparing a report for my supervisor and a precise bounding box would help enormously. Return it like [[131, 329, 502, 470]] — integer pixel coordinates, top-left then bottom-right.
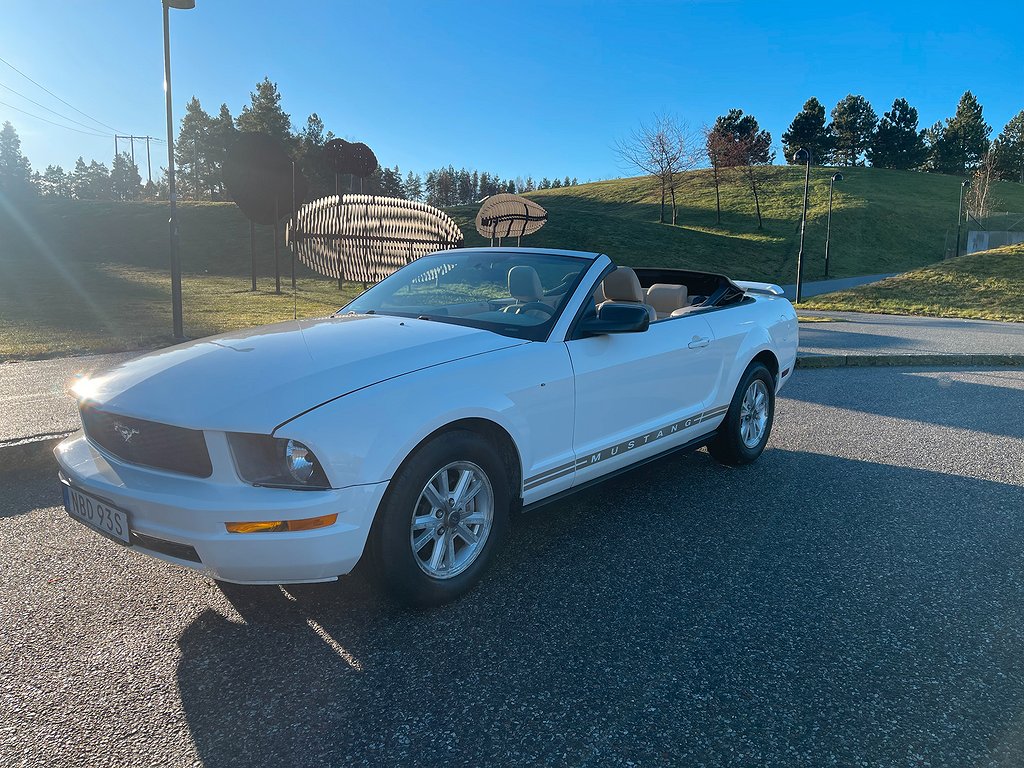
[[145, 137, 152, 184]]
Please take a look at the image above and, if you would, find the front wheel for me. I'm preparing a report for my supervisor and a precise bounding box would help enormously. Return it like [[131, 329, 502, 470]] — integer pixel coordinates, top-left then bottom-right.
[[368, 430, 510, 607], [707, 363, 775, 466]]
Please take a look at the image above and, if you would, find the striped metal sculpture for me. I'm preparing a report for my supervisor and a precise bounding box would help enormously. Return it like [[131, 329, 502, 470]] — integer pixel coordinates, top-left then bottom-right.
[[475, 193, 548, 245], [286, 194, 464, 286]]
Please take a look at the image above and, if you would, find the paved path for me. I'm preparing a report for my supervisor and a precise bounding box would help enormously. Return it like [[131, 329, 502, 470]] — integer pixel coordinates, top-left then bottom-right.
[[4, 367, 1024, 766], [780, 272, 898, 300], [797, 310, 1024, 357]]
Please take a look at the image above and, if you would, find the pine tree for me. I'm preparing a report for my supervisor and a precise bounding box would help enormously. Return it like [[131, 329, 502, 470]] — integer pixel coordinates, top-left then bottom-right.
[[41, 164, 68, 197], [830, 95, 877, 166], [71, 158, 111, 200], [992, 110, 1024, 183], [71, 157, 89, 198], [175, 97, 213, 200], [379, 165, 404, 197], [404, 171, 423, 201], [782, 97, 832, 165], [236, 77, 293, 146], [110, 152, 142, 201], [0, 121, 33, 196], [708, 109, 774, 228], [208, 103, 236, 200], [927, 91, 991, 174], [867, 98, 928, 170]]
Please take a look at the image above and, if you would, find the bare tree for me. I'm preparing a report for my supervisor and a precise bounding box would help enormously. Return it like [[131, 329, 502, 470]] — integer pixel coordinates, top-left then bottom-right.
[[615, 114, 698, 225], [966, 150, 997, 223]]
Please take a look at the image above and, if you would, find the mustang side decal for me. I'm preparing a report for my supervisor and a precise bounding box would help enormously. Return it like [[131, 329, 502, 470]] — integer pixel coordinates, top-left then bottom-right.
[[523, 404, 730, 491]]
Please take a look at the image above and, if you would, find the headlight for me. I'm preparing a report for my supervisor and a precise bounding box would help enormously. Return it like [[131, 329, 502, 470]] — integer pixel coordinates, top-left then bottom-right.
[[285, 439, 316, 483], [228, 433, 330, 489]]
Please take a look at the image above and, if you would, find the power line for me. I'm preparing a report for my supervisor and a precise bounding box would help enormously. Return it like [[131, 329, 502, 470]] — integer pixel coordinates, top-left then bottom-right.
[[0, 98, 111, 138], [0, 80, 111, 135], [0, 54, 124, 134]]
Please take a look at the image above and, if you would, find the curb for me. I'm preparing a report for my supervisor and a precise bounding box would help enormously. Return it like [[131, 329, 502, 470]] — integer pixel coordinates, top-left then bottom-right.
[[796, 353, 1024, 369], [0, 433, 69, 475]]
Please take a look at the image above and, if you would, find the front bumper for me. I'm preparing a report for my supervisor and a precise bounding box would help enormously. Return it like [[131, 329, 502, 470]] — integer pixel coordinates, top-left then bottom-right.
[[54, 432, 389, 584]]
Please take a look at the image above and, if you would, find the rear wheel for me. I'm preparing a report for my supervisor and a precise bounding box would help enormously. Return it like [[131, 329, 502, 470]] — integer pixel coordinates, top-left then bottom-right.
[[369, 430, 510, 607], [708, 362, 775, 466]]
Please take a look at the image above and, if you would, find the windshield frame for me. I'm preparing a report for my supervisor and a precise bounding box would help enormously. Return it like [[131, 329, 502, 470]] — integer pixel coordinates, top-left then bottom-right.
[[337, 249, 594, 341]]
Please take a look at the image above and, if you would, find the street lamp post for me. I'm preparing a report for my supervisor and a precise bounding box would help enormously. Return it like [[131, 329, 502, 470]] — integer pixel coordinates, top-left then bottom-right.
[[162, 0, 195, 341], [955, 179, 971, 259], [824, 172, 843, 279], [793, 147, 811, 303]]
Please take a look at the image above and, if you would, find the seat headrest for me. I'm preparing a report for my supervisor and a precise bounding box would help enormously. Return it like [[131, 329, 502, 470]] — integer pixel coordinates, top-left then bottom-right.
[[602, 267, 644, 303], [508, 266, 543, 302], [646, 283, 688, 314]]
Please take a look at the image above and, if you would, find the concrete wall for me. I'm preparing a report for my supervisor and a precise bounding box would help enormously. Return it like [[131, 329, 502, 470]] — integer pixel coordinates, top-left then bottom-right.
[[966, 230, 1024, 254]]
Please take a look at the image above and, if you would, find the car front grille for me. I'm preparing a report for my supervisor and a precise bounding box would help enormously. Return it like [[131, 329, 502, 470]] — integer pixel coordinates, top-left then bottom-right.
[[80, 406, 213, 478]]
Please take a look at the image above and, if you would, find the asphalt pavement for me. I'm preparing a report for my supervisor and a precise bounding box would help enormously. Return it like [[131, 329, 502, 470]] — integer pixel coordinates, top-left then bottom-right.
[[0, 352, 133, 445], [3, 366, 1024, 767], [796, 310, 1024, 357]]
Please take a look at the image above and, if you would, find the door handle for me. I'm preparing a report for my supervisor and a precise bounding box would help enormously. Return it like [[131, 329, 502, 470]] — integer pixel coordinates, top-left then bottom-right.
[[688, 336, 711, 349]]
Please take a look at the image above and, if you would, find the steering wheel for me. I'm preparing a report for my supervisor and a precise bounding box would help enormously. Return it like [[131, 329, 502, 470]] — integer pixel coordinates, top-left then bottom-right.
[[502, 301, 555, 316]]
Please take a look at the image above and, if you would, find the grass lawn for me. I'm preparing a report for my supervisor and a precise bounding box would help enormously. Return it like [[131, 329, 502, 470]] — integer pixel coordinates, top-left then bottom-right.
[[802, 244, 1024, 322], [4, 167, 1024, 358], [0, 199, 361, 359]]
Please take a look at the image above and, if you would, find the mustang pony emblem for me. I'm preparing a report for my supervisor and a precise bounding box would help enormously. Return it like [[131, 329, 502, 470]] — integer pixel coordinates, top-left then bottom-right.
[[113, 423, 139, 443]]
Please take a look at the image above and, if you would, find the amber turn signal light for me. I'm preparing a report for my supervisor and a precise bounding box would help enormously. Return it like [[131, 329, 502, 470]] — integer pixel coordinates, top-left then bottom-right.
[[225, 514, 338, 534]]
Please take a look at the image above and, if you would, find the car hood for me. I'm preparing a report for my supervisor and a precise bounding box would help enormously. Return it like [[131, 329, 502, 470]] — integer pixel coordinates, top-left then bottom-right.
[[76, 314, 525, 433]]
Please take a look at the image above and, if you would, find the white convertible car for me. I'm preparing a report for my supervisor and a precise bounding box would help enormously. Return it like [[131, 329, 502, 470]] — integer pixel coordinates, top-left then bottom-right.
[[56, 247, 797, 606]]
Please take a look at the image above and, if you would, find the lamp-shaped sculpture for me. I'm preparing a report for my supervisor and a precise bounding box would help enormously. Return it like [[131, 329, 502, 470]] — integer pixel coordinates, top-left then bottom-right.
[[793, 147, 811, 303], [955, 179, 971, 259], [824, 172, 843, 279]]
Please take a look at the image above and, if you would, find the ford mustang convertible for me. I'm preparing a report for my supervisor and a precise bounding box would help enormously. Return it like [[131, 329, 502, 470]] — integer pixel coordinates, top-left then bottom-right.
[[56, 247, 797, 606]]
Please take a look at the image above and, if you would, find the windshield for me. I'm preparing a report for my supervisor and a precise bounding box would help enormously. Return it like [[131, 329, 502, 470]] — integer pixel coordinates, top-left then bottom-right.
[[340, 250, 591, 340]]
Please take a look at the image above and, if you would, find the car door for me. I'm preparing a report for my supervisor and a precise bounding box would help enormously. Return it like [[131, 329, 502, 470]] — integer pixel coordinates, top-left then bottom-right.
[[566, 312, 725, 487]]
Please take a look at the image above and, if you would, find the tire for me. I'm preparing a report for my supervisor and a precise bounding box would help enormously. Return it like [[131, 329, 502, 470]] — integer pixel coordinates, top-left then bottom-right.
[[368, 429, 511, 608], [707, 362, 775, 466]]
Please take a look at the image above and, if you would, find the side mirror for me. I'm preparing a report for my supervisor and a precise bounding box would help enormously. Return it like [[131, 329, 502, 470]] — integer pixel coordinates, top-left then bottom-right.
[[579, 303, 650, 336]]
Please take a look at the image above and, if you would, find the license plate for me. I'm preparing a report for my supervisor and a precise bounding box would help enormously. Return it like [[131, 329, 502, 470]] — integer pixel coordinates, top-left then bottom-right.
[[63, 484, 131, 544]]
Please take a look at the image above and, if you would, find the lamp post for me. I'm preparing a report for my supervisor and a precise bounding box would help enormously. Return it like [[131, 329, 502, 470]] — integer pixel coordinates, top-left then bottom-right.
[[162, 0, 195, 341], [793, 147, 811, 303], [824, 172, 843, 279], [955, 179, 971, 259]]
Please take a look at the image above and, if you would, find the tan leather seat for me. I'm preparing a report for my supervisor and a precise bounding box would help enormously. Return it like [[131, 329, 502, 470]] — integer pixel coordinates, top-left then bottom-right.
[[645, 283, 688, 319], [508, 265, 543, 303], [597, 267, 656, 321]]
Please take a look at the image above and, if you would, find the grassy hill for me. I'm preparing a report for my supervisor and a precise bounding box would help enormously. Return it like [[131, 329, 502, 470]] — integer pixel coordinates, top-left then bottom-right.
[[3, 166, 1023, 358], [450, 167, 1024, 281], [802, 244, 1024, 322]]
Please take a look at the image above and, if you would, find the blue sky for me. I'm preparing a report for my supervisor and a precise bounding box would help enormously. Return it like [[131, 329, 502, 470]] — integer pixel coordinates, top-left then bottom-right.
[[1, 0, 1021, 182]]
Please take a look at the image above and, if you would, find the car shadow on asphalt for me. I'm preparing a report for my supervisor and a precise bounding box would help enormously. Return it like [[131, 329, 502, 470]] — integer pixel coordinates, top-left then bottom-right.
[[783, 367, 1024, 440], [0, 466, 61, 518], [176, 448, 1024, 767]]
